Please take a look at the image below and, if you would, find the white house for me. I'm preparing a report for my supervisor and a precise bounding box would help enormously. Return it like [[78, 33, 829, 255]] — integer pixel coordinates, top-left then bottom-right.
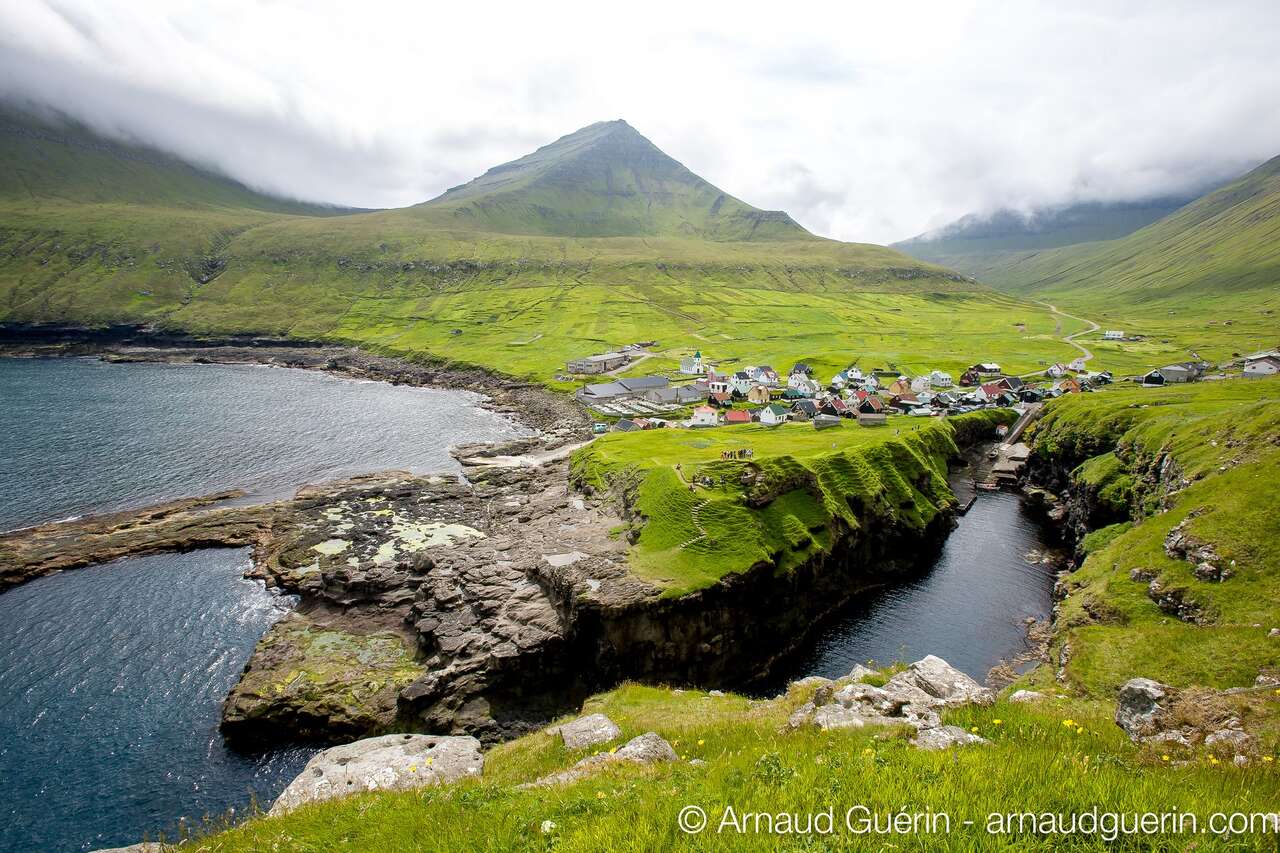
[[910, 376, 931, 394], [1103, 330, 1124, 340], [1069, 357, 1088, 372], [1047, 363, 1068, 378], [679, 351, 705, 375], [974, 362, 1001, 374], [707, 374, 731, 395], [730, 372, 755, 395], [788, 373, 821, 394], [1244, 355, 1280, 378], [759, 403, 790, 426], [829, 372, 848, 390], [690, 406, 719, 427], [928, 370, 953, 388]]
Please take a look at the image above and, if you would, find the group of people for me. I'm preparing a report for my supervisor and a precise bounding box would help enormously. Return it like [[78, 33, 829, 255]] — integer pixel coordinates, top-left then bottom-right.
[[719, 447, 754, 460]]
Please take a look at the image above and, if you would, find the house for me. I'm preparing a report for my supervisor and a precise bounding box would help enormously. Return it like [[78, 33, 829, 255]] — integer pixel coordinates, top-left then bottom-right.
[[575, 375, 669, 405], [886, 378, 912, 397], [997, 376, 1024, 392], [1046, 363, 1068, 378], [708, 392, 733, 408], [679, 351, 706, 375], [708, 376, 732, 395], [1244, 355, 1280, 378], [759, 403, 790, 426], [746, 385, 773, 404], [1069, 357, 1088, 372], [1143, 365, 1195, 386], [730, 371, 755, 395], [690, 406, 719, 427], [972, 362, 1001, 374], [791, 399, 819, 421], [1103, 330, 1125, 340], [819, 397, 850, 418], [751, 365, 780, 386], [643, 384, 706, 406], [977, 382, 1006, 402], [959, 368, 981, 387], [929, 370, 953, 388], [782, 387, 810, 400], [791, 362, 813, 377], [856, 396, 885, 415], [787, 373, 821, 395], [813, 414, 842, 430], [724, 409, 752, 425], [1055, 377, 1082, 394], [910, 376, 931, 394], [566, 352, 629, 374], [613, 418, 643, 432]]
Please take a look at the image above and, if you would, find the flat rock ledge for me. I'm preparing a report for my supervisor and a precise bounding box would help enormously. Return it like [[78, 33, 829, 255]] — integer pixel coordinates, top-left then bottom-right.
[[787, 656, 994, 750], [524, 732, 678, 787], [550, 713, 623, 750], [269, 733, 483, 816]]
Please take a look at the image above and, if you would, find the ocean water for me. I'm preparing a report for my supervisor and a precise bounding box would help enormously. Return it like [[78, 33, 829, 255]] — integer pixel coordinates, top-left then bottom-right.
[[0, 358, 530, 852], [780, 491, 1058, 682], [0, 357, 527, 532]]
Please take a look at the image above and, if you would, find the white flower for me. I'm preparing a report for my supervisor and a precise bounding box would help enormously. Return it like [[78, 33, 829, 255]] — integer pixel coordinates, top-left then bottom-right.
[[540, 820, 557, 834]]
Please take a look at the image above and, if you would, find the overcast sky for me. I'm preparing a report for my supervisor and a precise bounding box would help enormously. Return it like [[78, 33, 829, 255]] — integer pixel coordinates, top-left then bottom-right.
[[2, 0, 1278, 243]]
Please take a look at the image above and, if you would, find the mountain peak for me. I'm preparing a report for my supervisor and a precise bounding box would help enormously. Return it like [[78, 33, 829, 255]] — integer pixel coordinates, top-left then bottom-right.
[[422, 120, 809, 241]]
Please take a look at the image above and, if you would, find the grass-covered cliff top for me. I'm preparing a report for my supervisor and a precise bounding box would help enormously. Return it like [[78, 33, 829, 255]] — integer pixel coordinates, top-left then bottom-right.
[[1029, 377, 1280, 700], [191, 679, 1280, 851], [571, 411, 1014, 596]]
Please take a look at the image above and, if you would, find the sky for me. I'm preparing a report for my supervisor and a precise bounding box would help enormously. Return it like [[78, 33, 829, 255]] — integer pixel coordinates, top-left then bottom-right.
[[1, 0, 1278, 244]]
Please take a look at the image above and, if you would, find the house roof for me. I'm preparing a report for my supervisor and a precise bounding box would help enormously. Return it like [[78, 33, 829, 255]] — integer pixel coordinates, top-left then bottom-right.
[[764, 403, 790, 416], [980, 383, 1004, 396], [792, 400, 818, 414], [618, 376, 669, 392], [581, 381, 627, 398], [725, 409, 752, 422], [613, 419, 642, 432], [693, 405, 717, 414]]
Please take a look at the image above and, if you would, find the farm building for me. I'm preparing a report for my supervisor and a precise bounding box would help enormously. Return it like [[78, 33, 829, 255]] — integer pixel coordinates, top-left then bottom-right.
[[566, 352, 629, 374]]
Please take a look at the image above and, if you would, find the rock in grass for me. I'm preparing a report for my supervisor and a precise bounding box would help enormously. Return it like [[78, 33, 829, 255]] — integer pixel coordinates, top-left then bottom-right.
[[1008, 689, 1045, 703], [90, 845, 164, 853], [552, 713, 622, 750], [912, 725, 989, 750], [847, 664, 877, 682], [1115, 678, 1170, 741], [885, 655, 995, 708], [525, 732, 678, 787], [270, 733, 483, 815]]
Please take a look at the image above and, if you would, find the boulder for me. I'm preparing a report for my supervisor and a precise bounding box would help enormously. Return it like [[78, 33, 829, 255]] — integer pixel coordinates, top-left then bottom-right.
[[847, 664, 877, 682], [1115, 678, 1170, 741], [912, 725, 989, 750], [526, 732, 677, 787], [552, 713, 622, 750], [1205, 727, 1255, 755], [790, 675, 834, 692], [270, 733, 483, 815], [885, 655, 994, 708], [812, 704, 872, 731], [1008, 690, 1045, 703]]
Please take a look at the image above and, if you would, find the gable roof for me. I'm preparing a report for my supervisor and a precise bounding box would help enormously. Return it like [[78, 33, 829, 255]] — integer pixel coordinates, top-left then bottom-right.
[[618, 376, 669, 392], [724, 409, 752, 423]]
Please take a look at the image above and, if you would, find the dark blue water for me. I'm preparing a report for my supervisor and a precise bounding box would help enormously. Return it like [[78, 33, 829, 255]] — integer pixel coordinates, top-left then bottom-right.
[[786, 492, 1057, 682], [0, 358, 531, 852], [0, 549, 306, 853], [0, 357, 526, 532]]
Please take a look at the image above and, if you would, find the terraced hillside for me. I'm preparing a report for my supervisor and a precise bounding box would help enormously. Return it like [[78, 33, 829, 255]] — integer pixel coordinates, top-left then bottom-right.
[[0, 108, 1100, 384]]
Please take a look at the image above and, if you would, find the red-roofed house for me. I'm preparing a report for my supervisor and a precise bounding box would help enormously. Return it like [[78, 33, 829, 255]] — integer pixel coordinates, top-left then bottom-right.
[[724, 409, 752, 424]]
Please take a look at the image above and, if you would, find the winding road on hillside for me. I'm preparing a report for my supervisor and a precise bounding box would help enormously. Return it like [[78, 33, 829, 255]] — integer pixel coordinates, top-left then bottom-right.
[[1018, 300, 1102, 377]]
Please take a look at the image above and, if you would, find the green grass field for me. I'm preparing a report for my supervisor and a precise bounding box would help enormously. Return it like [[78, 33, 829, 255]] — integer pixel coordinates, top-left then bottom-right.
[[571, 411, 1013, 595]]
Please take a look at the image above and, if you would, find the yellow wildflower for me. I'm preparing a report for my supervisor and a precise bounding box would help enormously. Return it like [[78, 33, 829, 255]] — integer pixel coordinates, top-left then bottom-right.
[[1161, 755, 1170, 762], [1209, 755, 1219, 765], [970, 727, 979, 733], [408, 765, 417, 773], [992, 719, 1003, 726], [1063, 719, 1075, 728], [697, 739, 705, 747], [1077, 727, 1085, 735]]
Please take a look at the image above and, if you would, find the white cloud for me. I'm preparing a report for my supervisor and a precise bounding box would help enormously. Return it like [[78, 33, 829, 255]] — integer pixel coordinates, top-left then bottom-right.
[[1, 0, 1277, 242]]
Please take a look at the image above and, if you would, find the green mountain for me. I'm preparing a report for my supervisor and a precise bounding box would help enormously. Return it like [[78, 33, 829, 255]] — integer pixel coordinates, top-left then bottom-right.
[[893, 196, 1194, 275], [407, 119, 807, 240], [0, 105, 351, 215], [1, 110, 1100, 384]]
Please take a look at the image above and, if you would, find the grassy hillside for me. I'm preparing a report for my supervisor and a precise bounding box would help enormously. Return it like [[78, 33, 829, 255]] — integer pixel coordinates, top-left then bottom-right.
[[571, 411, 1012, 595], [921, 158, 1280, 365], [409, 120, 808, 240], [0, 111, 1113, 384], [1029, 377, 1280, 695], [895, 197, 1194, 265]]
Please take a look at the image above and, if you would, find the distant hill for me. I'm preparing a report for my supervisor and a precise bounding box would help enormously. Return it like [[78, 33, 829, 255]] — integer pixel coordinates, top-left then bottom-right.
[[406, 120, 808, 240], [893, 197, 1195, 276], [0, 104, 355, 215]]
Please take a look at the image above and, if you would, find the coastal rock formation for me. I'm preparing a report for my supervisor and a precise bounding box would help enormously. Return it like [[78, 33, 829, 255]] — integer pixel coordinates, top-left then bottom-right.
[[269, 733, 483, 815], [912, 725, 990, 750]]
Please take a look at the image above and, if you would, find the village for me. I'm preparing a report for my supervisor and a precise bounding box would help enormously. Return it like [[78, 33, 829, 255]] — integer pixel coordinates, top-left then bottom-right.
[[558, 342, 1280, 436]]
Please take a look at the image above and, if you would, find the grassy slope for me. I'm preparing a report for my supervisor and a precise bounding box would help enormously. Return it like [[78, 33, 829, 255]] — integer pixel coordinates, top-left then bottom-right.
[[930, 158, 1280, 365], [0, 112, 1122, 383], [192, 683, 1280, 851], [571, 412, 1013, 595], [1029, 377, 1280, 695]]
